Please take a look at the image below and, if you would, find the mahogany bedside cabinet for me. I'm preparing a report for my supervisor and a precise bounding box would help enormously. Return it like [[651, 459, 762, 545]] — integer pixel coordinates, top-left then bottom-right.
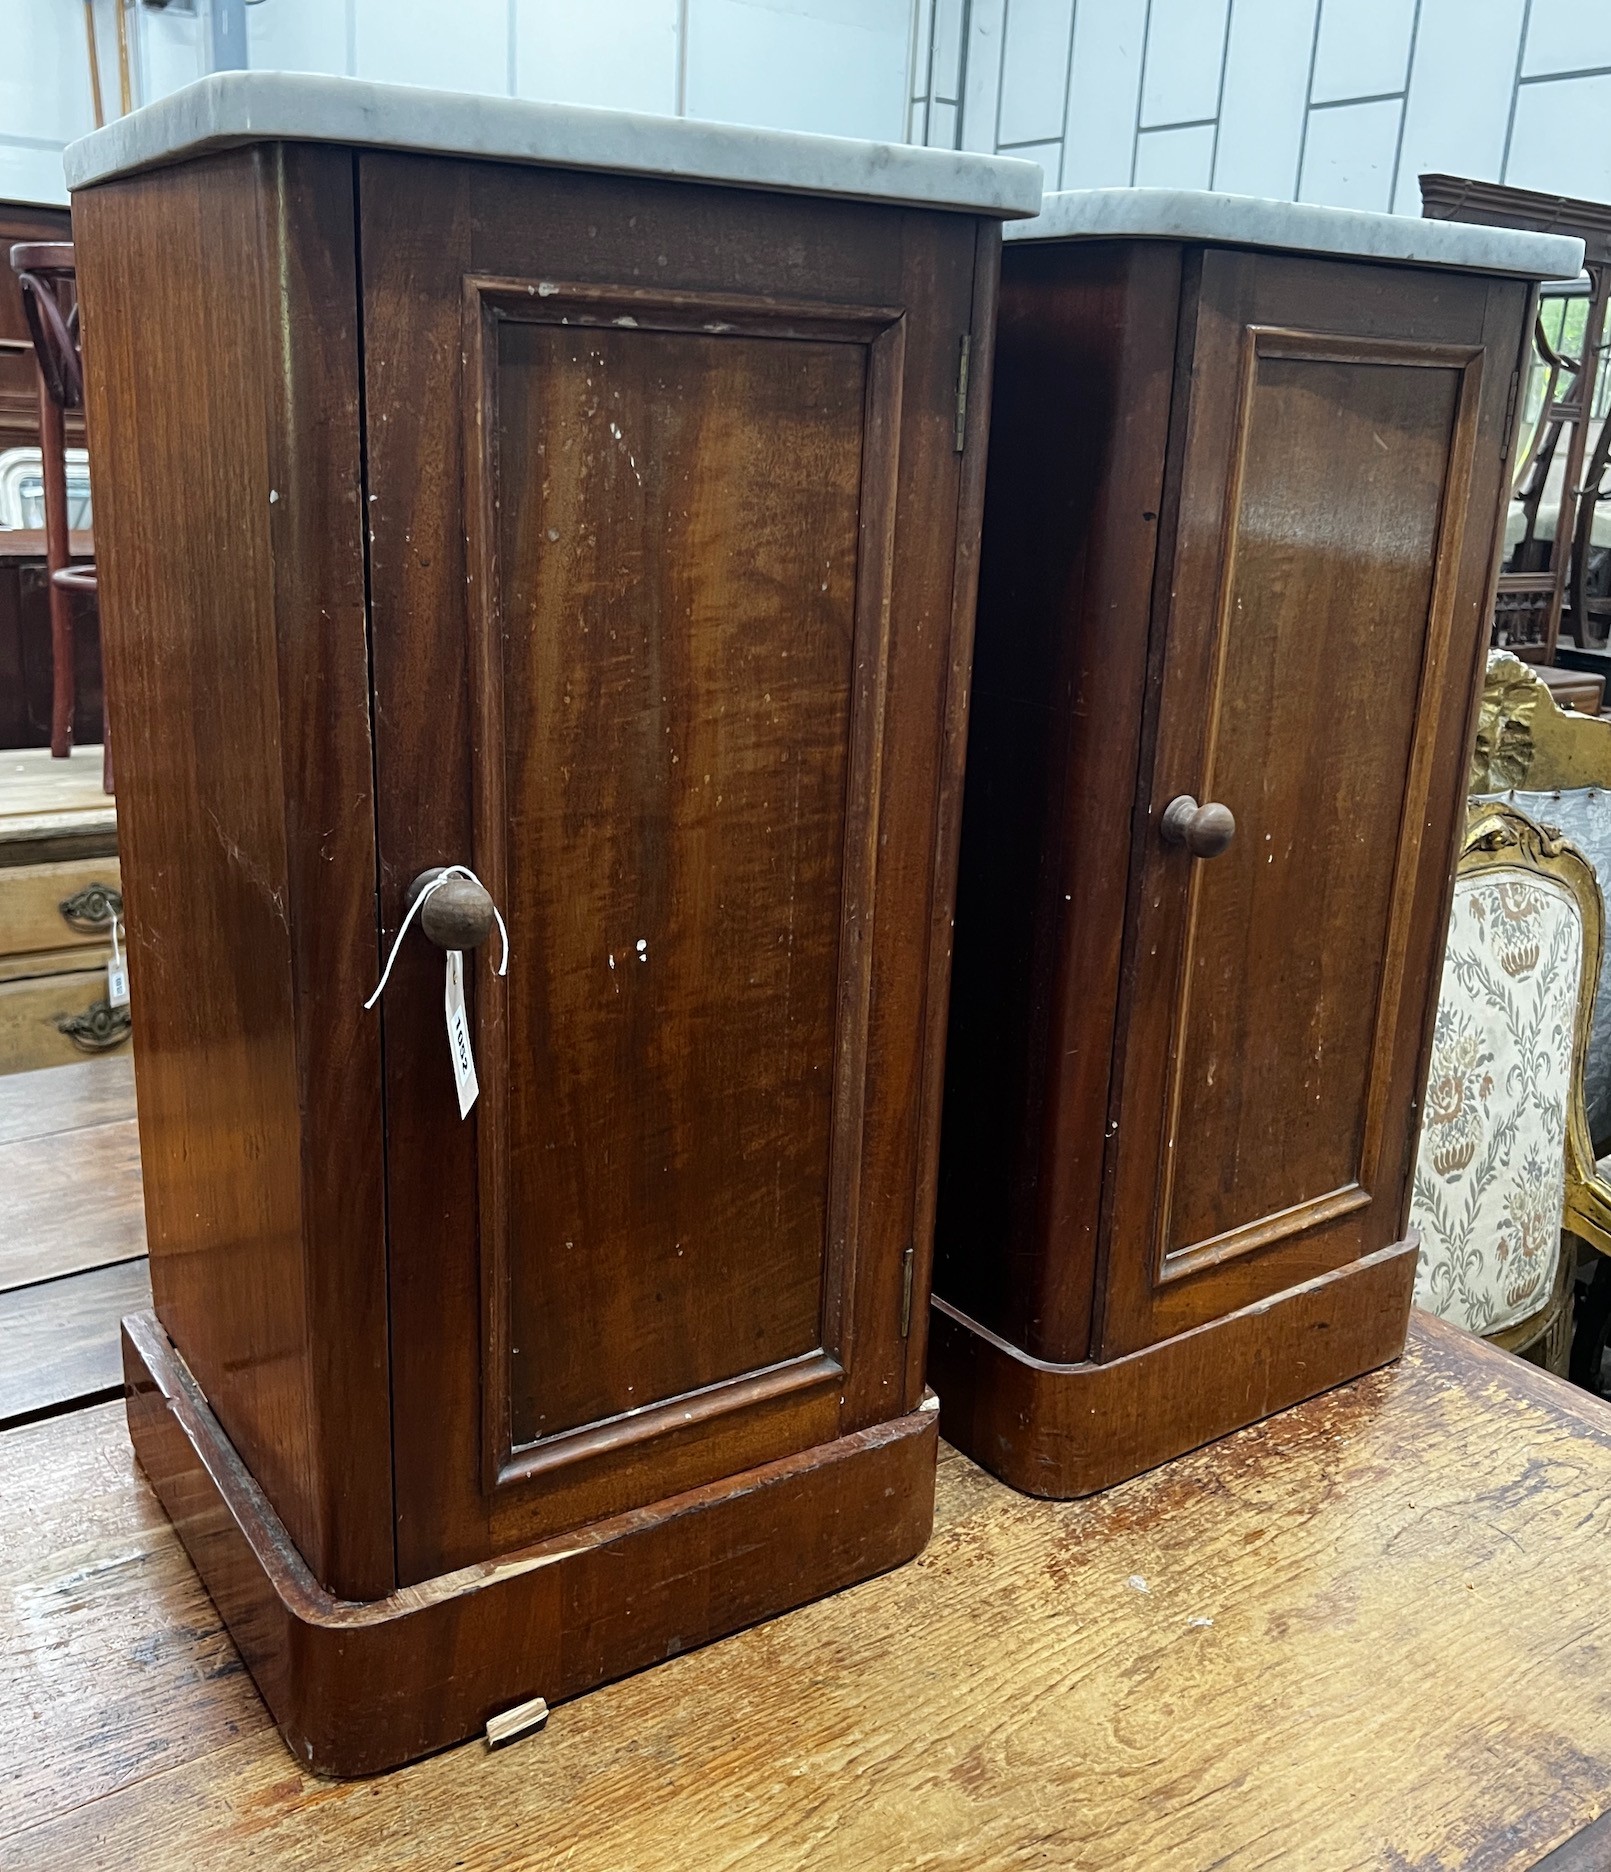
[[931, 190, 1583, 1498], [65, 72, 1040, 1775]]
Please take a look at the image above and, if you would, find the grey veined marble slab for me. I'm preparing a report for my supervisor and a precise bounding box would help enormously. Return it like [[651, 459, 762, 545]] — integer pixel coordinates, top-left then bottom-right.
[[64, 71, 1042, 218], [1008, 188, 1584, 278]]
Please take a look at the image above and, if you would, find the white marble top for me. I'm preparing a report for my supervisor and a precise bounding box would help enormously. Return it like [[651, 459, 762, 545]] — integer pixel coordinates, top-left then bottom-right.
[[64, 72, 1042, 218], [1008, 188, 1584, 278]]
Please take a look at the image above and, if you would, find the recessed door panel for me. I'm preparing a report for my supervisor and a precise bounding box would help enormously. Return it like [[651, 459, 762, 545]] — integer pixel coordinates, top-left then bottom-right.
[[1164, 352, 1459, 1259], [493, 319, 863, 1445], [463, 280, 904, 1515]]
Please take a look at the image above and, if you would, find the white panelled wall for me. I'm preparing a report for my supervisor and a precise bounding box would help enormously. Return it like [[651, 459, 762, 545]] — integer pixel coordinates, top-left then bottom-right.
[[914, 0, 1611, 210], [1, 0, 1608, 209]]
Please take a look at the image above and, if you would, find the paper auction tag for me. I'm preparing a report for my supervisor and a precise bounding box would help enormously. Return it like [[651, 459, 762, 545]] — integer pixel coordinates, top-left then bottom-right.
[[107, 917, 130, 1009], [444, 948, 479, 1119]]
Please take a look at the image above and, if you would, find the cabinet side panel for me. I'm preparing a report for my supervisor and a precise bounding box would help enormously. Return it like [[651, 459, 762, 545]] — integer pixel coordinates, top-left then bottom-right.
[[934, 242, 1178, 1359], [73, 147, 391, 1598]]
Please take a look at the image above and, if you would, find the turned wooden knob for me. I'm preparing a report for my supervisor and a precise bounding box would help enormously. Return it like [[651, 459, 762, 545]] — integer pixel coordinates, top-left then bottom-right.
[[1160, 795, 1236, 859], [406, 868, 496, 949]]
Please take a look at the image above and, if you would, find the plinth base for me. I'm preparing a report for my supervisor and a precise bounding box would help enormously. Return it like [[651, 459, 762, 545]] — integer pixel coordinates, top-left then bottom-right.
[[122, 1310, 938, 1777], [928, 1237, 1418, 1498]]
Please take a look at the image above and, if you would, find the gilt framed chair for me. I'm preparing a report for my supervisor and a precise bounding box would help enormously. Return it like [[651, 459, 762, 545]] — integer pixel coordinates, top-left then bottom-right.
[[1411, 800, 1607, 1374], [1471, 652, 1611, 1158]]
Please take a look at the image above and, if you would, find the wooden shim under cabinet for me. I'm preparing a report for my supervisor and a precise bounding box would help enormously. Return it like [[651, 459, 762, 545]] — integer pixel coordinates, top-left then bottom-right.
[[486, 1695, 550, 1749]]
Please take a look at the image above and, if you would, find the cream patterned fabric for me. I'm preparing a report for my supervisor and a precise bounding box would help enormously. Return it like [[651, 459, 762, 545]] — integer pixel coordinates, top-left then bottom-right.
[[1411, 869, 1581, 1335]]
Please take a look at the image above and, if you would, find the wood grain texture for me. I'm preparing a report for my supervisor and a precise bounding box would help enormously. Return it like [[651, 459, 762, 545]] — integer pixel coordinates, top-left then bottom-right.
[[73, 139, 996, 1761], [492, 314, 864, 1446], [117, 1311, 938, 1777], [937, 237, 1531, 1492], [361, 153, 983, 1583], [1101, 253, 1519, 1356], [1159, 344, 1463, 1259], [74, 146, 393, 1600], [0, 1116, 143, 1289], [0, 745, 111, 825], [935, 239, 1181, 1359], [0, 530, 95, 561], [6, 1316, 1611, 1865], [0, 1054, 133, 1145], [0, 942, 110, 988], [928, 1235, 1416, 1497], [902, 221, 1003, 1420], [0, 1399, 270, 1832], [0, 1257, 149, 1424]]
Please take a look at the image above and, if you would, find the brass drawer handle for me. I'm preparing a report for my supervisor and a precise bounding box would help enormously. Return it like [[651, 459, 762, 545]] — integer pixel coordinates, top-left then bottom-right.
[[59, 882, 123, 933], [55, 999, 131, 1052], [1160, 794, 1237, 859]]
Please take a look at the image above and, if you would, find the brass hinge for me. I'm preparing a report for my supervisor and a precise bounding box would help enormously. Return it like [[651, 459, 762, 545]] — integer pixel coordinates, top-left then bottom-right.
[[954, 334, 972, 453], [1500, 365, 1522, 465], [900, 1243, 916, 1337]]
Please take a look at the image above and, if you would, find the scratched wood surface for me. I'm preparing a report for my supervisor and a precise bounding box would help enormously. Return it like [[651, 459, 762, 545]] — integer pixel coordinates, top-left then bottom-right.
[[3, 1314, 1611, 1868]]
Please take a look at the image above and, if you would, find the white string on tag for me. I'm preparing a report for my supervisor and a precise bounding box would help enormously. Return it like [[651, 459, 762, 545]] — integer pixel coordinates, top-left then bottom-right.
[[364, 866, 508, 1123], [363, 864, 509, 1012]]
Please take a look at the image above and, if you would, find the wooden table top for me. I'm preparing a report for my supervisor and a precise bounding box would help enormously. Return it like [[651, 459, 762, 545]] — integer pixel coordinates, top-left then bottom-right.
[[0, 528, 93, 563], [0, 746, 116, 863], [0, 1057, 148, 1429], [3, 1063, 1611, 1867]]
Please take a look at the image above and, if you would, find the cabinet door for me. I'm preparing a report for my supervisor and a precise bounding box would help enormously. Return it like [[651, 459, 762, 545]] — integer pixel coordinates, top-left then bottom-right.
[[361, 155, 985, 1581], [1099, 248, 1525, 1357]]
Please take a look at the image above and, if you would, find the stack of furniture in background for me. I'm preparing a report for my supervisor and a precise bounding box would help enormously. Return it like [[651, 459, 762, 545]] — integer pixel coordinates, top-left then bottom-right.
[[0, 746, 124, 1072], [0, 208, 122, 1077], [929, 189, 1582, 1498], [1422, 176, 1611, 714]]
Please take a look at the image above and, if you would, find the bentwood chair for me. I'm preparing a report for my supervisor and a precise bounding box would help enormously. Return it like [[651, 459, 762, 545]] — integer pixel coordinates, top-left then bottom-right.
[[9, 241, 106, 788]]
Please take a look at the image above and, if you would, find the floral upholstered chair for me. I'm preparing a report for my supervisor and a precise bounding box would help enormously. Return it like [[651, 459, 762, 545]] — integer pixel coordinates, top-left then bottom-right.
[[1411, 800, 1608, 1372], [1471, 650, 1611, 1158]]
